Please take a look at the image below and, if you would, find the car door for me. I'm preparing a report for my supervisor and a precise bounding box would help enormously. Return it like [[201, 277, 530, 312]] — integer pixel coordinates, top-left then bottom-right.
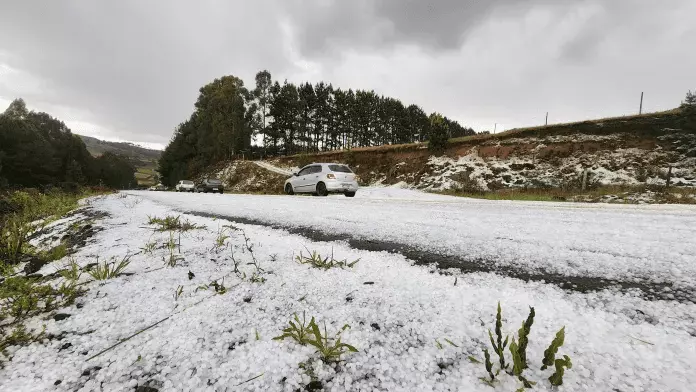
[[293, 167, 313, 192], [307, 165, 323, 192]]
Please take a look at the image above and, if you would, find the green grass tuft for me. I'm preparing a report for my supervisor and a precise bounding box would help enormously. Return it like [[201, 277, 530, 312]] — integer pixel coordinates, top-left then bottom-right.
[[295, 247, 359, 270], [88, 255, 132, 280]]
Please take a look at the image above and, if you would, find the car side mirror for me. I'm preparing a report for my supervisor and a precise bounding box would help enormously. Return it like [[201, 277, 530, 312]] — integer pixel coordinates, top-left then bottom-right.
[[293, 172, 299, 176]]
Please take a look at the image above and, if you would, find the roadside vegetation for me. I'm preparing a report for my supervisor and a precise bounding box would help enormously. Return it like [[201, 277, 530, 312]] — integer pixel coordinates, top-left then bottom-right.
[[0, 188, 107, 365], [0, 189, 105, 272]]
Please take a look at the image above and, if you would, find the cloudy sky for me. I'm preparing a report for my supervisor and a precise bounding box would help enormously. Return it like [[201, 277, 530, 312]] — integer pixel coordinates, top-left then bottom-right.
[[1, 0, 694, 149]]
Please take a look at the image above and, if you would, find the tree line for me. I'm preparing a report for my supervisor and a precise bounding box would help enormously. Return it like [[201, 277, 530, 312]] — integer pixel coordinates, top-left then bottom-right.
[[159, 70, 475, 185], [0, 99, 137, 190]]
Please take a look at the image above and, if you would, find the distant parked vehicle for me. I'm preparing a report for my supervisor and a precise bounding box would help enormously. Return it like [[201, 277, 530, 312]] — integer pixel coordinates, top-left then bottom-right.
[[195, 178, 224, 194], [284, 163, 358, 197], [148, 185, 157, 191], [175, 180, 195, 192], [154, 184, 167, 191]]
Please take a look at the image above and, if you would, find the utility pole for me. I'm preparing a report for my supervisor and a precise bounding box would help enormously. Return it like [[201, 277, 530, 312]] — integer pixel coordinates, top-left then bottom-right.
[[639, 92, 644, 114], [545, 112, 548, 126]]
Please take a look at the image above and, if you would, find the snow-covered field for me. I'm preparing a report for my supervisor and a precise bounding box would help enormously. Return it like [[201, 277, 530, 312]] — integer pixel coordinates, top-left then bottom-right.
[[2, 192, 696, 392]]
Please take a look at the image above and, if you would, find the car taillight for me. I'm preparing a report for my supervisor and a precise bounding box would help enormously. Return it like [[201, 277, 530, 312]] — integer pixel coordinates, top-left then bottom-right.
[[327, 174, 336, 179]]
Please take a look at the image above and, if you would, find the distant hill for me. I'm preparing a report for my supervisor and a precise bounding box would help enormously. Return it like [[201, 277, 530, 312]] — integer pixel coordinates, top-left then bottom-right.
[[78, 135, 161, 167], [78, 135, 161, 186]]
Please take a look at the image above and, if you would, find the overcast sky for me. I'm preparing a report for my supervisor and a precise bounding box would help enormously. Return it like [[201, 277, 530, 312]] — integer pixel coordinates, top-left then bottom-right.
[[1, 0, 694, 149]]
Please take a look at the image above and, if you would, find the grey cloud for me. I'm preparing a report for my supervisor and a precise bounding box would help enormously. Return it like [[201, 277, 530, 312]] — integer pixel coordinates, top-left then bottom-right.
[[0, 0, 291, 143], [0, 0, 694, 145], [282, 0, 577, 56]]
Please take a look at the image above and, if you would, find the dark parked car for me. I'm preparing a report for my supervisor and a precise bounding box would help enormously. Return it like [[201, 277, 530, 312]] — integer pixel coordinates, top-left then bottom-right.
[[195, 178, 224, 194]]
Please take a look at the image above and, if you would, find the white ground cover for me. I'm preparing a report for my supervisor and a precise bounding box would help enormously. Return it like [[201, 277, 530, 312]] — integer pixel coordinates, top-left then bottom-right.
[[253, 161, 295, 177], [2, 193, 695, 392], [131, 189, 696, 293]]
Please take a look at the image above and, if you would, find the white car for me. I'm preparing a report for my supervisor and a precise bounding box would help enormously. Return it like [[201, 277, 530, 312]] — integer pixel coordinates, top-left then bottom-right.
[[284, 163, 359, 197], [175, 180, 195, 192]]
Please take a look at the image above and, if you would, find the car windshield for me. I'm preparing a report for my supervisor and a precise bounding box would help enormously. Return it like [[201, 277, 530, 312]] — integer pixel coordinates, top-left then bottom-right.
[[329, 164, 352, 173], [207, 179, 222, 185]]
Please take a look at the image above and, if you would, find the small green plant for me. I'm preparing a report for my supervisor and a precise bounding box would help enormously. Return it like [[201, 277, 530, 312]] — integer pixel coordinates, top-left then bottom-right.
[[273, 311, 315, 345], [249, 272, 266, 284], [274, 312, 358, 362], [0, 215, 33, 264], [488, 302, 508, 371], [548, 355, 573, 386], [41, 244, 68, 262], [510, 338, 536, 389], [480, 348, 497, 386], [210, 280, 226, 295], [212, 226, 230, 252], [140, 240, 157, 256], [255, 329, 261, 341], [173, 285, 183, 301], [295, 247, 359, 270], [306, 321, 358, 363], [517, 307, 535, 369], [541, 326, 566, 370], [477, 303, 571, 389], [0, 276, 82, 323], [163, 232, 184, 267], [88, 255, 132, 280], [146, 215, 203, 232], [58, 258, 82, 282], [0, 324, 46, 366]]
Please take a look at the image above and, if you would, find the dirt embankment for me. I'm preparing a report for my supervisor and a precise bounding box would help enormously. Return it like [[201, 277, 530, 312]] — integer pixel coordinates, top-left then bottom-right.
[[207, 109, 696, 194]]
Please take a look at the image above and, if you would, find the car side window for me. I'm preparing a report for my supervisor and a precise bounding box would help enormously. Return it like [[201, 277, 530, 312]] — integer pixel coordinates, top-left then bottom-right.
[[298, 167, 311, 176], [312, 166, 323, 174]]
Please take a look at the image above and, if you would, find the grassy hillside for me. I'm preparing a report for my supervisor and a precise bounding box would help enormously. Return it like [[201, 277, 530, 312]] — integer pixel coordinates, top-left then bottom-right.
[[78, 135, 161, 168], [78, 135, 161, 186]]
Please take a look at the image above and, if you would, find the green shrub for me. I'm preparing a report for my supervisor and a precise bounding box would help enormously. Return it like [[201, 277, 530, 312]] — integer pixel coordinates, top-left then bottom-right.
[[41, 244, 68, 262], [0, 324, 46, 367], [0, 276, 82, 323]]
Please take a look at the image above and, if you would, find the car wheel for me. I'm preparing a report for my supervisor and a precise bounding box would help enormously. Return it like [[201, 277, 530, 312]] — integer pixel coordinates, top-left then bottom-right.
[[316, 182, 328, 197], [285, 183, 294, 195], [345, 192, 356, 198]]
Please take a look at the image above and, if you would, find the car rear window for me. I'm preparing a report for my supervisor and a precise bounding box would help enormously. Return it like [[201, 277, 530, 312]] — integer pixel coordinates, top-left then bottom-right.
[[329, 165, 352, 173], [183, 180, 193, 185], [208, 179, 222, 185]]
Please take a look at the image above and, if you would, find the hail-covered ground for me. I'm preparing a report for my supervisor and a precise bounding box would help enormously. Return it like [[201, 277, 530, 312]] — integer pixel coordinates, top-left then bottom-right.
[[2, 191, 696, 392]]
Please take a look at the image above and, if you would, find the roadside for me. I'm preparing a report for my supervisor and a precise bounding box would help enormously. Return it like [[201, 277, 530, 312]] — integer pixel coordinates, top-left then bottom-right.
[[1, 193, 695, 391]]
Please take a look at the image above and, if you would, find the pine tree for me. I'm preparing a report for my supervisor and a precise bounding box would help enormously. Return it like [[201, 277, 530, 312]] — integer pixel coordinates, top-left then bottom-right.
[[254, 70, 273, 157], [428, 113, 449, 154], [682, 90, 696, 114], [2, 98, 28, 119]]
